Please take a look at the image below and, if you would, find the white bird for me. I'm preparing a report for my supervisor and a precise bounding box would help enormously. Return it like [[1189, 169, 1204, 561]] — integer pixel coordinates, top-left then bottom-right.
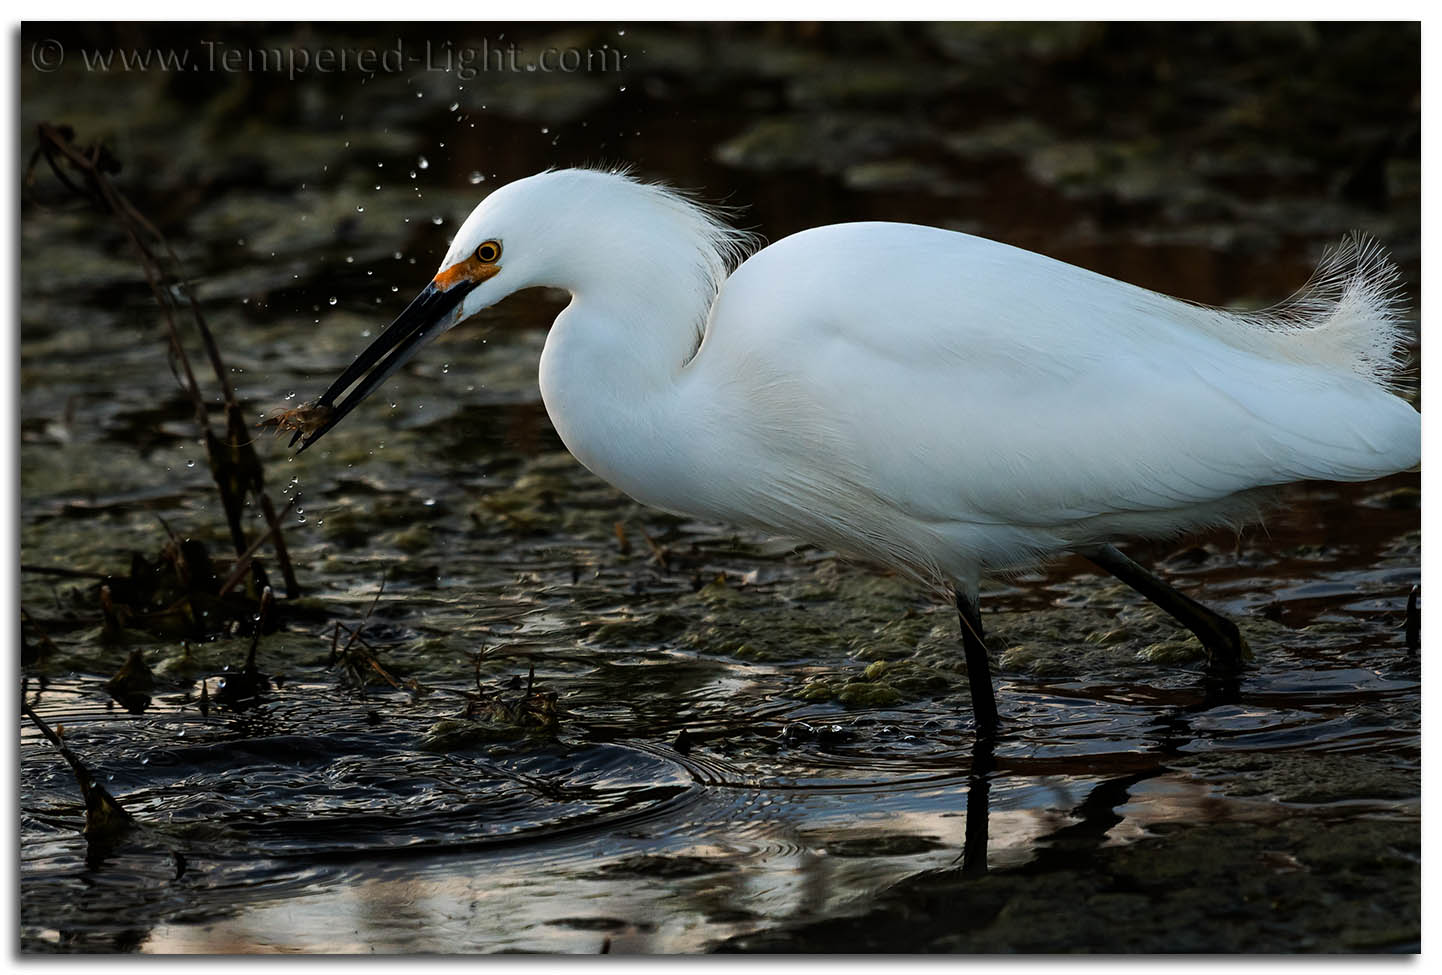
[[297, 167, 1420, 737]]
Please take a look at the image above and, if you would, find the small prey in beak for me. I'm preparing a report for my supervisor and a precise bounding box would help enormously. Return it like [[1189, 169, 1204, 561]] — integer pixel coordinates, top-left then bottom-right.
[[292, 275, 481, 452]]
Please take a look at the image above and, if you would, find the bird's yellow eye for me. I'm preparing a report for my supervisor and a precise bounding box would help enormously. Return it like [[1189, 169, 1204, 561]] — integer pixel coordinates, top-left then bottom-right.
[[475, 240, 502, 264]]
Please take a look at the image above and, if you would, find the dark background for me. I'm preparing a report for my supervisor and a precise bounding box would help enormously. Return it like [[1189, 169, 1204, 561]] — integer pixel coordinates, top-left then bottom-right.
[[21, 21, 1421, 310]]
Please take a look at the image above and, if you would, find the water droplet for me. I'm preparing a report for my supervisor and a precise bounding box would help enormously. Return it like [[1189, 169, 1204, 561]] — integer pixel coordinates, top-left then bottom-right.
[[418, 155, 430, 169], [468, 171, 485, 184], [540, 126, 549, 134], [356, 205, 365, 212], [449, 101, 459, 111], [424, 498, 437, 507], [432, 216, 444, 225], [328, 296, 338, 306]]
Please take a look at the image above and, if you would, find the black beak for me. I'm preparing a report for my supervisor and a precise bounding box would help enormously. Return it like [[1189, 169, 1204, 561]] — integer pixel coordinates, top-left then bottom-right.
[[294, 279, 479, 452]]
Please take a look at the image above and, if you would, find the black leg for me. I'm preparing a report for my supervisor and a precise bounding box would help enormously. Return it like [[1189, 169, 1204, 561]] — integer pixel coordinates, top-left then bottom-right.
[[1082, 543, 1247, 675], [955, 590, 1000, 737], [960, 734, 994, 876]]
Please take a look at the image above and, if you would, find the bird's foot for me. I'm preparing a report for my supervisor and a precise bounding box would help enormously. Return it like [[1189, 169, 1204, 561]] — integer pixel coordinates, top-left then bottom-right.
[[1200, 617, 1249, 677]]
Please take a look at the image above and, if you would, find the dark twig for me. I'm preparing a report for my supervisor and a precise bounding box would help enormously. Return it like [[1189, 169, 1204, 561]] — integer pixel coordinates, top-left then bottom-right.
[[246, 587, 276, 671], [31, 122, 299, 599], [21, 686, 133, 840], [340, 571, 390, 659], [215, 495, 299, 598], [637, 524, 671, 571], [213, 585, 274, 708]]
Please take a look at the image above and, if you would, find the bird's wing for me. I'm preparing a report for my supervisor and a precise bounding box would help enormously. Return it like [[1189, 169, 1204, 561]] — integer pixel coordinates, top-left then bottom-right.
[[694, 223, 1418, 535]]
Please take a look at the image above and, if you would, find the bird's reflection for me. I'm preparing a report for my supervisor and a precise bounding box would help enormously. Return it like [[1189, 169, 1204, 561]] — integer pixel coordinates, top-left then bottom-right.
[[958, 665, 1245, 878], [960, 734, 995, 876]]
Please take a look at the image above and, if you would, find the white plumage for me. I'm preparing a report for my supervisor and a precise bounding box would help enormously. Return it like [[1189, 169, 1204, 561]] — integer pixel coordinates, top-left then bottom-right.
[[432, 169, 1418, 593], [303, 167, 1419, 730]]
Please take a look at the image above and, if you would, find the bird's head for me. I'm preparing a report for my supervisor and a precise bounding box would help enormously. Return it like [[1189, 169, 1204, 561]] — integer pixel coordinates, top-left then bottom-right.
[[293, 170, 573, 450], [292, 168, 751, 451]]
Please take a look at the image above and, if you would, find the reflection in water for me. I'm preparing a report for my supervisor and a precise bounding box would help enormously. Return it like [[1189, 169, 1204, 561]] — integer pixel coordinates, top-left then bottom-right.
[[961, 737, 993, 877], [138, 768, 1067, 953], [22, 638, 1415, 954], [21, 638, 1419, 953]]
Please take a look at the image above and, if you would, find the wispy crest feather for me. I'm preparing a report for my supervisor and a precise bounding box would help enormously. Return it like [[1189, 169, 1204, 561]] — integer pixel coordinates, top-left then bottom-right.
[[578, 165, 763, 342]]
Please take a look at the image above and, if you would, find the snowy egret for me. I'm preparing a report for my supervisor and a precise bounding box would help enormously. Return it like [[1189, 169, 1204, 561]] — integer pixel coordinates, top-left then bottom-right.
[[296, 168, 1420, 737]]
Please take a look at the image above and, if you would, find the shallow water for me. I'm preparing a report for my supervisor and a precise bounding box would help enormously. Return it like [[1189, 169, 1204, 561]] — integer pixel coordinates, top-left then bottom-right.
[[19, 23, 1419, 953]]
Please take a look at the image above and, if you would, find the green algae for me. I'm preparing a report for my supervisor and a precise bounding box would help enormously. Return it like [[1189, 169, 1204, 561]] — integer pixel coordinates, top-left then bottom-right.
[[861, 659, 949, 696], [792, 662, 941, 710], [835, 682, 904, 709], [417, 716, 544, 751], [418, 686, 560, 752]]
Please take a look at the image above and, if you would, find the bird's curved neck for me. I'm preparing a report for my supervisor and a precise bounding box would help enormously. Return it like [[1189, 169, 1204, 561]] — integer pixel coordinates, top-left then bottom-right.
[[537, 267, 712, 512]]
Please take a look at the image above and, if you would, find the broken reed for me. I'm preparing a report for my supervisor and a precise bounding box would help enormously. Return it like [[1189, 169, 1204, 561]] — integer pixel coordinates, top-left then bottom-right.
[[27, 122, 299, 600]]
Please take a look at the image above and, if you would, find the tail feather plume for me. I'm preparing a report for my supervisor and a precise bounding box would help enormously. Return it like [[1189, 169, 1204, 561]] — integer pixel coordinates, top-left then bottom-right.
[[1257, 233, 1411, 391]]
